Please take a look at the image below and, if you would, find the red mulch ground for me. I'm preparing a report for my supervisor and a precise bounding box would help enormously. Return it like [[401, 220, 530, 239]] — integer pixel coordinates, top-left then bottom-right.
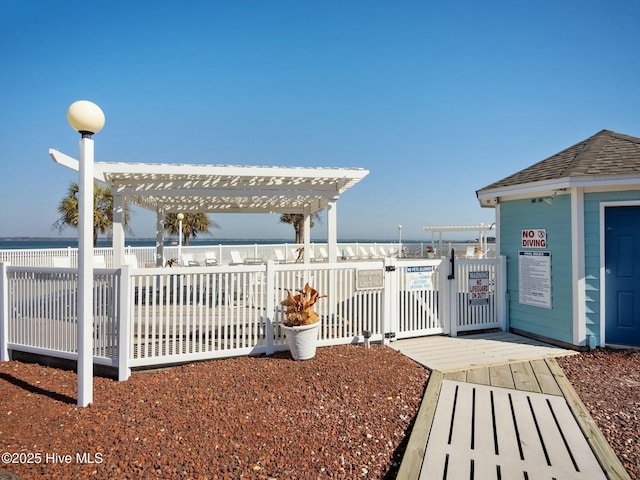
[[1, 346, 638, 479], [0, 345, 428, 479]]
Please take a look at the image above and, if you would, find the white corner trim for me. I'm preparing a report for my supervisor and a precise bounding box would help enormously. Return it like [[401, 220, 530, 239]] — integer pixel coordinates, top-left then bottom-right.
[[571, 188, 586, 346]]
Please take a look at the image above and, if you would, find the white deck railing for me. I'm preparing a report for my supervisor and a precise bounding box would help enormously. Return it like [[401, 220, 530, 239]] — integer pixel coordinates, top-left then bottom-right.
[[0, 255, 506, 380], [0, 241, 495, 268]]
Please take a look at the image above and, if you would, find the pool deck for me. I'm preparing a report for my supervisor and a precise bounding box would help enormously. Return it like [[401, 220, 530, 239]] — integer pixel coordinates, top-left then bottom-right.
[[393, 333, 630, 480]]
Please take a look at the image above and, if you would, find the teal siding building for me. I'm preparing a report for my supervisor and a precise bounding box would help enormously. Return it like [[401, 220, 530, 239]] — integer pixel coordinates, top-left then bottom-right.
[[477, 130, 640, 348]]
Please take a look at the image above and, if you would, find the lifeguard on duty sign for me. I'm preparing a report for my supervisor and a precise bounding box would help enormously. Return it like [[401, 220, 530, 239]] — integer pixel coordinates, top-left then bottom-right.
[[521, 229, 546, 248]]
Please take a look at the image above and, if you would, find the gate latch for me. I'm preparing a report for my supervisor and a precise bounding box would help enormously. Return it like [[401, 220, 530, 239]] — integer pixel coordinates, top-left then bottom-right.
[[384, 332, 397, 339], [385, 266, 396, 272]]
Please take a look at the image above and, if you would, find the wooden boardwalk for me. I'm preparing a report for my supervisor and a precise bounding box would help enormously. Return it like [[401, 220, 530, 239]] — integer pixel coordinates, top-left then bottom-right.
[[390, 331, 576, 372], [394, 334, 630, 480]]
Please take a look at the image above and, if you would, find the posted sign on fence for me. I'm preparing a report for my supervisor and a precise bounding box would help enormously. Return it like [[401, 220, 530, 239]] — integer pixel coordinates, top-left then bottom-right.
[[406, 265, 434, 290], [356, 269, 384, 290], [469, 271, 489, 306]]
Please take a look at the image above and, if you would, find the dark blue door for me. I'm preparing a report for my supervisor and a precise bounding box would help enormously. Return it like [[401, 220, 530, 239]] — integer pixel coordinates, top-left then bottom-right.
[[605, 206, 640, 346]]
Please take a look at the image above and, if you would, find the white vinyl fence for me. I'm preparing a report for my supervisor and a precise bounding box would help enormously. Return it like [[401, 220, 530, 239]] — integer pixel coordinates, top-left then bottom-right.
[[0, 241, 496, 268], [0, 256, 505, 381]]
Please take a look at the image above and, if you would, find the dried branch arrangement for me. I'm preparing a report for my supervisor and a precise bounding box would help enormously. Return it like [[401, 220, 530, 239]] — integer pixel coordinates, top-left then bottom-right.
[[281, 283, 326, 327]]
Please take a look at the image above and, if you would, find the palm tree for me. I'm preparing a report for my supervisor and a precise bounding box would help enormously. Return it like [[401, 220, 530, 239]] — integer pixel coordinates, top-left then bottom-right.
[[54, 182, 131, 247], [164, 213, 220, 246], [280, 212, 321, 244]]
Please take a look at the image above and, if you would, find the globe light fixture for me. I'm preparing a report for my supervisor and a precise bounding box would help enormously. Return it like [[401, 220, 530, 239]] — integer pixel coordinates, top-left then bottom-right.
[[67, 100, 105, 137], [67, 100, 104, 407]]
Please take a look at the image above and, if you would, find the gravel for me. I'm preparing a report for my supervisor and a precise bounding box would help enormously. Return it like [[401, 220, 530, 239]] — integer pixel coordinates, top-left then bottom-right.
[[557, 348, 640, 479], [1, 345, 638, 479], [0, 345, 428, 479]]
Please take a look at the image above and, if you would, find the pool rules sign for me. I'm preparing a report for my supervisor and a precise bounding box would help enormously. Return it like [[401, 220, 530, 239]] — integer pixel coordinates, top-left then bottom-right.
[[519, 251, 552, 308]]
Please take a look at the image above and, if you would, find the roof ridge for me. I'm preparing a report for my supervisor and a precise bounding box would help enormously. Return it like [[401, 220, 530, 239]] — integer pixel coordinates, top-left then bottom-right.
[[569, 130, 613, 173]]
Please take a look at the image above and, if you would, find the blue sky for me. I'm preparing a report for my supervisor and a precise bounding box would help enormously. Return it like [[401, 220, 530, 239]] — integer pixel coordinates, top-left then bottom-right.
[[1, 0, 639, 241]]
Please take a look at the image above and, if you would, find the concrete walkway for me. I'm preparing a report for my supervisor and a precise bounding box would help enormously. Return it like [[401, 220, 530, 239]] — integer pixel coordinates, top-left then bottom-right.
[[393, 333, 630, 480]]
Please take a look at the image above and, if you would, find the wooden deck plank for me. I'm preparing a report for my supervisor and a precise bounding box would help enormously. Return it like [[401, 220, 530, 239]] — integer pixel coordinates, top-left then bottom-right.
[[510, 361, 542, 393], [542, 394, 609, 476], [396, 370, 444, 480], [545, 358, 631, 480], [488, 363, 515, 389], [530, 358, 563, 396], [491, 386, 523, 472], [422, 380, 606, 479], [391, 332, 576, 372], [443, 370, 466, 382], [465, 366, 490, 385]]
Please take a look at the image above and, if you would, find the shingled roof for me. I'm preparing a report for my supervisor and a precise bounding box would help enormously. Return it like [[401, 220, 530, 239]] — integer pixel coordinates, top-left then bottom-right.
[[477, 130, 640, 200]]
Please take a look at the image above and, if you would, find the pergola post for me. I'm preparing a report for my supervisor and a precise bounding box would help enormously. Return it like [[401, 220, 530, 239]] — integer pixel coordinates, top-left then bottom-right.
[[155, 211, 165, 267], [303, 206, 312, 264], [112, 193, 125, 267], [327, 199, 338, 263]]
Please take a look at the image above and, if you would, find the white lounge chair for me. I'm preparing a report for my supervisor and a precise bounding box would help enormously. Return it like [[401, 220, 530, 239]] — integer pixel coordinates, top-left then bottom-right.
[[274, 248, 286, 263], [204, 251, 218, 265], [464, 246, 483, 259], [358, 246, 370, 259], [345, 247, 358, 259], [181, 253, 200, 266], [318, 247, 328, 261], [230, 251, 244, 265]]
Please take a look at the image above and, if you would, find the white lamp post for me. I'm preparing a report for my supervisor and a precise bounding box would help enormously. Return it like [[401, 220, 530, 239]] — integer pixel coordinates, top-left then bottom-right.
[[67, 100, 105, 407], [397, 224, 403, 258], [177, 213, 184, 262]]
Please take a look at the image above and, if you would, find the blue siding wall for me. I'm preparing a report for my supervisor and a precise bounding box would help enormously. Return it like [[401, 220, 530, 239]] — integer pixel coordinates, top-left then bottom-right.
[[500, 195, 574, 343], [583, 190, 640, 345]]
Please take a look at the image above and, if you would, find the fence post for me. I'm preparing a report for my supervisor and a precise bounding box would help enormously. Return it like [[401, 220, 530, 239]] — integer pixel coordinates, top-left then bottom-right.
[[0, 263, 9, 361], [497, 256, 508, 332], [381, 257, 397, 345], [118, 265, 131, 381], [264, 260, 276, 355], [446, 253, 459, 337]]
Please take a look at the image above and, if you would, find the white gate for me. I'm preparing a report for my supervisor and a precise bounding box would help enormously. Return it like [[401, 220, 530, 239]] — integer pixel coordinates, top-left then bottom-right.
[[386, 256, 506, 340]]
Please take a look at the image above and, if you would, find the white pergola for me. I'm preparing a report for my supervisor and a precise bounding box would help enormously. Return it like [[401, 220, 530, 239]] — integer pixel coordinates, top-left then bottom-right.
[[50, 149, 369, 264], [422, 224, 495, 254]]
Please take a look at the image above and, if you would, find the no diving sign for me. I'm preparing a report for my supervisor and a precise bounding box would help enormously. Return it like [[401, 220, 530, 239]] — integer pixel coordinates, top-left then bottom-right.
[[521, 229, 546, 248]]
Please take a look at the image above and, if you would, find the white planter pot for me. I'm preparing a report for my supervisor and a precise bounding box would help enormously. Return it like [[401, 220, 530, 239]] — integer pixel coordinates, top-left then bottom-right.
[[282, 322, 320, 360]]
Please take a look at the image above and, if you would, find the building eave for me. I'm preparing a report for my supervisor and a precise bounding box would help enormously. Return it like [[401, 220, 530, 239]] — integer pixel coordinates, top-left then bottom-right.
[[477, 174, 640, 207]]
